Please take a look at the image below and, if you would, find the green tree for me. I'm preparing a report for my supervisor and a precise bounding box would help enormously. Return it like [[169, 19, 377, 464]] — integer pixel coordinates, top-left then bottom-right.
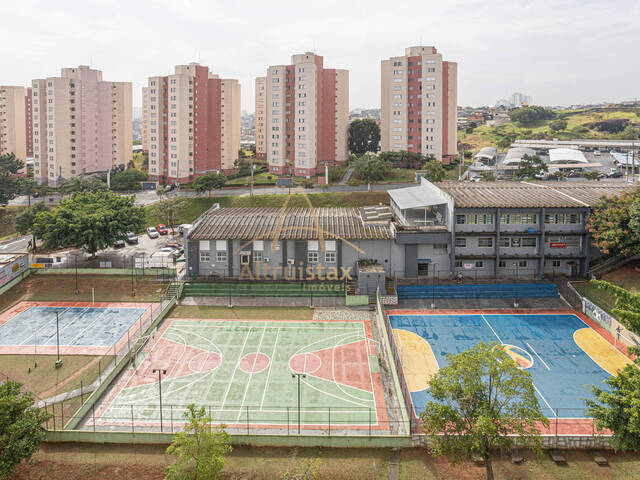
[[110, 168, 148, 191], [549, 119, 568, 132], [165, 404, 231, 480], [348, 119, 380, 156], [547, 171, 565, 181], [19, 178, 37, 207], [354, 154, 390, 190], [515, 154, 548, 179], [193, 173, 227, 197], [0, 381, 52, 480], [0, 153, 25, 206], [509, 106, 556, 126], [32, 191, 145, 256], [421, 159, 445, 182], [591, 280, 640, 334], [420, 342, 548, 480], [15, 203, 49, 235], [586, 346, 640, 451], [587, 188, 640, 257], [581, 171, 601, 180], [152, 196, 189, 234]]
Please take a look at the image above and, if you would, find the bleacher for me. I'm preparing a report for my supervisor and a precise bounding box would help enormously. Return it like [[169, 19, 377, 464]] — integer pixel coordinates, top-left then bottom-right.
[[397, 283, 558, 299], [183, 281, 345, 297]]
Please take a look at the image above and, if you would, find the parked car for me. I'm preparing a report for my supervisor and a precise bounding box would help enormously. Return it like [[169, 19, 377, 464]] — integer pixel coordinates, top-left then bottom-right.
[[165, 242, 184, 254], [159, 247, 181, 259], [114, 239, 126, 248], [178, 224, 192, 235], [166, 184, 176, 192], [147, 227, 159, 239], [156, 224, 169, 235], [593, 149, 600, 156], [469, 176, 482, 182], [566, 170, 581, 178], [125, 232, 138, 245], [607, 171, 623, 178], [534, 171, 548, 180], [608, 167, 618, 175]]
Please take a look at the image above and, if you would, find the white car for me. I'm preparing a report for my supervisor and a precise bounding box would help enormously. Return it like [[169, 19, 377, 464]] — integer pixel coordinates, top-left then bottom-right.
[[178, 224, 193, 235], [147, 227, 159, 239]]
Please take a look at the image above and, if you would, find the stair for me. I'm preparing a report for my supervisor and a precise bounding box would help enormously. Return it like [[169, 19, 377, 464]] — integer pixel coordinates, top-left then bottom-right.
[[166, 281, 180, 299]]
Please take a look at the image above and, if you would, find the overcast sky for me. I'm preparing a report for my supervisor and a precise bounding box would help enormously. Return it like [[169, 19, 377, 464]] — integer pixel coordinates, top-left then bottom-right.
[[1, 0, 638, 112]]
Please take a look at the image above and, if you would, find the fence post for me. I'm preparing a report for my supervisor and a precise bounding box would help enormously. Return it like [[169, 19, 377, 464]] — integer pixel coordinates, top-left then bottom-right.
[[52, 403, 56, 430], [328, 408, 331, 436], [369, 408, 372, 437], [61, 401, 64, 429], [98, 359, 101, 382], [171, 405, 174, 433], [287, 407, 290, 436], [209, 406, 212, 432], [131, 404, 135, 433], [247, 406, 250, 435], [555, 408, 559, 447], [92, 403, 96, 432], [80, 380, 84, 404]]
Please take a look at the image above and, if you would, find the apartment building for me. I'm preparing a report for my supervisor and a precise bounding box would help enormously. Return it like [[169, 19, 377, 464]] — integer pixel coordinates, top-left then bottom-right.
[[255, 77, 266, 159], [143, 63, 240, 184], [381, 46, 457, 162], [0, 86, 29, 171], [263, 52, 349, 177], [31, 66, 132, 186]]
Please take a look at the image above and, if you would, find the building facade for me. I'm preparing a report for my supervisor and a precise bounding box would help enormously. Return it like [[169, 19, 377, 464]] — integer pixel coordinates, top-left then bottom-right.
[[31, 66, 132, 186], [263, 52, 349, 177], [381, 46, 457, 162], [0, 86, 29, 170], [143, 63, 240, 184], [255, 77, 266, 159]]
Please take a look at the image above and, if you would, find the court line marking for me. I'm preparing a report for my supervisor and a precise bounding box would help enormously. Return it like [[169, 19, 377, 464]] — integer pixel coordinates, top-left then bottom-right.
[[301, 377, 371, 409], [331, 338, 375, 402], [168, 327, 223, 355], [480, 314, 504, 344], [532, 383, 557, 417], [526, 342, 551, 371], [292, 330, 363, 358], [22, 306, 72, 345], [66, 308, 111, 346], [236, 323, 268, 422], [216, 327, 253, 416], [259, 327, 281, 411]]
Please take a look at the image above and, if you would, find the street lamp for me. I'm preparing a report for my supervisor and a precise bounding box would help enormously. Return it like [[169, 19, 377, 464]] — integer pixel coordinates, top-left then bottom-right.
[[431, 263, 438, 309], [292, 373, 306, 434], [153, 368, 167, 432], [513, 262, 519, 308], [131, 255, 136, 297], [54, 312, 63, 368], [74, 256, 79, 295]]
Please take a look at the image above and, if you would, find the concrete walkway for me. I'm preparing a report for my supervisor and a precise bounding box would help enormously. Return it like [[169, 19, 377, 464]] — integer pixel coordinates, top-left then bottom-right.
[[339, 167, 355, 185]]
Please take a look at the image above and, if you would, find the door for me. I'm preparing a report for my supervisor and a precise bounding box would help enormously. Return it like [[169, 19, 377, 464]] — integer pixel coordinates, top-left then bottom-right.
[[418, 262, 430, 276]]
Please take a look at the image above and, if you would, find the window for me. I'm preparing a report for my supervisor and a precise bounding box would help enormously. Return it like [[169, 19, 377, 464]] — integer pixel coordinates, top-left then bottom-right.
[[325, 240, 336, 251], [545, 213, 581, 224], [307, 251, 318, 263], [455, 238, 466, 247], [459, 213, 493, 225], [498, 260, 506, 268], [253, 250, 263, 262], [308, 240, 319, 251], [434, 244, 448, 253], [456, 215, 466, 225], [455, 261, 463, 268], [521, 214, 537, 224], [518, 260, 528, 268], [551, 260, 561, 267], [475, 261, 484, 268], [199, 240, 210, 250], [522, 238, 537, 247], [253, 240, 264, 251], [500, 237, 510, 247], [216, 240, 227, 251], [478, 238, 493, 248], [325, 251, 336, 263], [216, 251, 227, 263], [199, 251, 210, 262]]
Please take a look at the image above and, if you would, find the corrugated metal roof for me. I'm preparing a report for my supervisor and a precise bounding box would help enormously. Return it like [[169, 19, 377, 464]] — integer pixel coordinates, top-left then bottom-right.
[[436, 181, 637, 208], [189, 207, 395, 240]]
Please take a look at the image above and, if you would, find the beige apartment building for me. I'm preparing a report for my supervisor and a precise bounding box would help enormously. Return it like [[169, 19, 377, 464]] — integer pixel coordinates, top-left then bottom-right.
[[143, 63, 240, 184], [255, 77, 266, 159], [381, 46, 457, 162], [31, 66, 132, 185], [0, 86, 28, 171], [263, 52, 349, 177]]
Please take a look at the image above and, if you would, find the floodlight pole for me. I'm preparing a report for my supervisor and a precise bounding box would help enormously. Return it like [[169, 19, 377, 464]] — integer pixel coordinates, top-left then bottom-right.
[[55, 312, 63, 368], [153, 368, 167, 432], [292, 373, 306, 434], [131, 255, 135, 297], [431, 263, 438, 309], [74, 256, 78, 295], [513, 262, 519, 308]]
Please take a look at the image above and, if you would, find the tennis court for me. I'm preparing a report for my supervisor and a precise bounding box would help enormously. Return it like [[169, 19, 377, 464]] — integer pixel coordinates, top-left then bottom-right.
[[0, 301, 153, 355], [94, 317, 388, 433], [387, 309, 633, 431]]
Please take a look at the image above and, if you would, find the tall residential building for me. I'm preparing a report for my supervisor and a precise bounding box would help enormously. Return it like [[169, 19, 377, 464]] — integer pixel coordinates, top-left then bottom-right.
[[255, 77, 266, 159], [0, 86, 29, 170], [263, 52, 349, 176], [381, 46, 457, 162], [508, 92, 532, 108], [31, 66, 132, 186], [143, 63, 241, 184], [141, 86, 151, 153]]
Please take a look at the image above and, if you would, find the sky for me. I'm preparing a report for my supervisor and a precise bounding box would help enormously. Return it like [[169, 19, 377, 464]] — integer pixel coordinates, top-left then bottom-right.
[[1, 0, 638, 113]]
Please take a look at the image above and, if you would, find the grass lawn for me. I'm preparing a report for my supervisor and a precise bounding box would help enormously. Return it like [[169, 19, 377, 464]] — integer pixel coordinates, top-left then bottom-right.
[[144, 191, 391, 226], [0, 274, 167, 315], [601, 263, 640, 294], [226, 171, 276, 186], [0, 354, 113, 399], [382, 168, 415, 183], [573, 263, 640, 316], [169, 305, 314, 320], [0, 205, 26, 239], [13, 443, 640, 480], [572, 281, 617, 314]]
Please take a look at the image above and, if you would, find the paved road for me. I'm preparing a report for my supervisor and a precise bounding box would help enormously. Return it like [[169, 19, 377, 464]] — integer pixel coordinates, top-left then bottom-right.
[[0, 235, 31, 253]]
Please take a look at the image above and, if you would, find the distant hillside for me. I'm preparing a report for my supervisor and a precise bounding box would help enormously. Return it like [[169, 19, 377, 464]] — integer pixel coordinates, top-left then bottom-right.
[[459, 106, 640, 154]]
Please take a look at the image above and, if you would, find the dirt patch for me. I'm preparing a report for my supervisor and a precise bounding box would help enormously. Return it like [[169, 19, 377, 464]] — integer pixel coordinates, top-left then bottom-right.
[[602, 263, 640, 294]]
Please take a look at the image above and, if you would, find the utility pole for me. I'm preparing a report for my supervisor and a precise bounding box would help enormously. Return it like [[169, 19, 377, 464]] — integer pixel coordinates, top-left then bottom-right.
[[153, 369, 167, 432], [55, 312, 63, 368], [292, 373, 306, 434]]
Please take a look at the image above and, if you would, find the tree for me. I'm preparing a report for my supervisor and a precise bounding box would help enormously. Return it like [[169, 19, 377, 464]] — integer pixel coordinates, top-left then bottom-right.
[[586, 346, 640, 451], [32, 191, 145, 256], [0, 381, 51, 480], [165, 404, 231, 480], [110, 168, 148, 191], [348, 119, 380, 156], [549, 119, 568, 132], [420, 342, 548, 480], [515, 154, 547, 179], [15, 203, 49, 235], [19, 178, 37, 207], [422, 159, 445, 182], [587, 188, 640, 257], [0, 153, 25, 206], [354, 154, 390, 190], [547, 171, 565, 181], [193, 173, 227, 197], [591, 280, 640, 335], [152, 196, 189, 234], [509, 106, 556, 126], [581, 171, 601, 181]]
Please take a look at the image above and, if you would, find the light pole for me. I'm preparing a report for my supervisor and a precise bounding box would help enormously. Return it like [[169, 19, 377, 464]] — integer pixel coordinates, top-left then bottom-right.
[[131, 255, 135, 297], [74, 256, 78, 295], [513, 262, 519, 308], [431, 263, 438, 309], [55, 312, 63, 368], [153, 368, 167, 432], [292, 373, 306, 434]]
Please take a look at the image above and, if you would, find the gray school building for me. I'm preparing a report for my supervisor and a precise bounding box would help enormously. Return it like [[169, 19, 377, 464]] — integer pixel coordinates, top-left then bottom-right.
[[185, 180, 636, 281]]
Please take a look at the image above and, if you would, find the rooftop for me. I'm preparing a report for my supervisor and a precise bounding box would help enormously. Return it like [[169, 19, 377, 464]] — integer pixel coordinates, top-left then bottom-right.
[[436, 181, 637, 208], [188, 207, 395, 241]]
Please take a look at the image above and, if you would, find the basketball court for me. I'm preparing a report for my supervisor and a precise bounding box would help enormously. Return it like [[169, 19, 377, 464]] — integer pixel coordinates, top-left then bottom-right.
[[0, 301, 153, 355], [93, 317, 389, 433], [387, 309, 634, 434]]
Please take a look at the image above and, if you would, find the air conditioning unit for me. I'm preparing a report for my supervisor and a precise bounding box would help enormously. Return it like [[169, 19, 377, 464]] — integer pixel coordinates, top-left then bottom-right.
[[287, 259, 295, 265], [263, 257, 270, 263]]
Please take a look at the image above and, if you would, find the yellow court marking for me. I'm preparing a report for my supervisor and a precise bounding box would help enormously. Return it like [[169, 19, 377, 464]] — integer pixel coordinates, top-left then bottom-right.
[[574, 328, 633, 376], [392, 329, 439, 392]]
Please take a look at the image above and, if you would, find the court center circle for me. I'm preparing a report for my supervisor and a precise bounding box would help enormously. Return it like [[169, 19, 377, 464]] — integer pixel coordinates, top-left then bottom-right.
[[289, 352, 322, 374], [188, 351, 222, 373], [239, 352, 271, 373]]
